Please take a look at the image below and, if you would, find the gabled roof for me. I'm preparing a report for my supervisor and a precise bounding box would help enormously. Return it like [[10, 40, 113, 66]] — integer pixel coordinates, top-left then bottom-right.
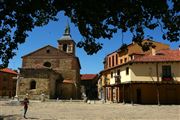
[[0, 68, 18, 75], [81, 74, 98, 80], [21, 45, 74, 58], [132, 49, 180, 62], [21, 45, 58, 58]]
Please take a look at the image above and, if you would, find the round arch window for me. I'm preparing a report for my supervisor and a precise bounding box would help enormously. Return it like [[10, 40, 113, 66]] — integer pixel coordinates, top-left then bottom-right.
[[43, 62, 51, 68]]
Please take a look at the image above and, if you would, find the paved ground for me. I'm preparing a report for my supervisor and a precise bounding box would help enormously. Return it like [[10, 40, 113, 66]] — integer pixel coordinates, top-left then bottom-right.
[[0, 100, 180, 120]]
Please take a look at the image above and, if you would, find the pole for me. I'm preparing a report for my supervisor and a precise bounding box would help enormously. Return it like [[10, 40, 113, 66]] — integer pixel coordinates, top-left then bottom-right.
[[123, 84, 125, 104], [156, 63, 160, 106], [130, 83, 134, 105], [13, 75, 23, 100], [14, 76, 19, 98]]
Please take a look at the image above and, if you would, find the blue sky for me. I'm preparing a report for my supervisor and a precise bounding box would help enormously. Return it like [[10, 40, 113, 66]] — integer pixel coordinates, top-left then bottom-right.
[[8, 12, 180, 74]]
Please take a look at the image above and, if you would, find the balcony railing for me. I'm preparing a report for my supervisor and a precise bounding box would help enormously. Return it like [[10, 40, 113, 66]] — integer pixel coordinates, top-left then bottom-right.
[[114, 75, 121, 84]]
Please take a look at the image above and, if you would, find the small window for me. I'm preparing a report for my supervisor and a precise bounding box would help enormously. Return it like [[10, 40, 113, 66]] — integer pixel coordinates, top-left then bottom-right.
[[63, 44, 68, 52], [43, 62, 51, 68], [111, 72, 113, 78], [30, 80, 36, 89], [117, 69, 120, 76], [46, 49, 50, 53], [120, 59, 123, 64], [126, 67, 129, 75], [124, 58, 127, 62], [130, 55, 133, 60], [162, 65, 171, 78]]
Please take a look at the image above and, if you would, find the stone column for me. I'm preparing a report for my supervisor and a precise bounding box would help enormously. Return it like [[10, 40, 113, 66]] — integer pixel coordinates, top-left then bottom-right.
[[117, 87, 120, 103], [13, 75, 23, 100], [110, 87, 113, 102]]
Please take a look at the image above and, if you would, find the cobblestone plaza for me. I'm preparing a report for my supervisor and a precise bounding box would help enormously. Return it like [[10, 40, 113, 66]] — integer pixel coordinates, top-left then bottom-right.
[[0, 101, 180, 120]]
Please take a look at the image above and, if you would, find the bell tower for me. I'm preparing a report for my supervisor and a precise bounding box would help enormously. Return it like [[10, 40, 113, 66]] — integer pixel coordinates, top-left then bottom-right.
[[58, 23, 76, 56]]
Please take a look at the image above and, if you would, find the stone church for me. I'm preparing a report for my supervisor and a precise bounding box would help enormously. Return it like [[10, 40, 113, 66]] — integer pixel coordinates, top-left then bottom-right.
[[18, 24, 81, 100]]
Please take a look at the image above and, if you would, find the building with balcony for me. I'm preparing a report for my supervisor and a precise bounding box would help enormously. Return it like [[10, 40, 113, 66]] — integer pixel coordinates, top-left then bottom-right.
[[99, 40, 180, 104]]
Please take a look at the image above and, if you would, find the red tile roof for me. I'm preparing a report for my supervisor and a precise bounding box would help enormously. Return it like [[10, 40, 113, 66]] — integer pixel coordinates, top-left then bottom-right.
[[81, 74, 98, 80], [0, 68, 18, 75], [132, 49, 180, 62]]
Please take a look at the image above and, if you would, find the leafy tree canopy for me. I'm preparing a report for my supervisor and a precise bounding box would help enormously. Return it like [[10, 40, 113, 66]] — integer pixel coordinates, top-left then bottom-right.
[[0, 0, 179, 68]]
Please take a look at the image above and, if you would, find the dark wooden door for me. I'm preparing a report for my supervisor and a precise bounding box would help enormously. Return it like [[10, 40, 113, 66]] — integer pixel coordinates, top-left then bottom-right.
[[136, 89, 141, 104]]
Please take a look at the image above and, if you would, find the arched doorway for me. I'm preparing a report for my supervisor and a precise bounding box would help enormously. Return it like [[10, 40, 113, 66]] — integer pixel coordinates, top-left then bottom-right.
[[55, 79, 61, 99]]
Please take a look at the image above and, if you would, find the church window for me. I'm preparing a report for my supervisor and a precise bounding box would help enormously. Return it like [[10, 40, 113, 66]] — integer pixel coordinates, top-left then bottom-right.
[[43, 62, 51, 68], [30, 80, 36, 89], [63, 44, 68, 52], [46, 49, 50, 53]]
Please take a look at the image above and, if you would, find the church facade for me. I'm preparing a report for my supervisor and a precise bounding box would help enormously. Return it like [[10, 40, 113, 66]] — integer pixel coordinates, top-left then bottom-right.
[[18, 25, 81, 100]]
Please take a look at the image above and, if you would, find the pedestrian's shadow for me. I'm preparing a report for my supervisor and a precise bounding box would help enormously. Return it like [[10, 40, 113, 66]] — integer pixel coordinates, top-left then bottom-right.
[[26, 117, 39, 119]]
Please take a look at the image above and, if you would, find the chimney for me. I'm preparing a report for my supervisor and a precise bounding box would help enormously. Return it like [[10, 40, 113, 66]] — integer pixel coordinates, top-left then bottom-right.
[[151, 47, 156, 56]]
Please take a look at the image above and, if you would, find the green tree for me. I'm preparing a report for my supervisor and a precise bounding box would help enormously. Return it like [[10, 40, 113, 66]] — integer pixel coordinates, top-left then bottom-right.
[[0, 0, 179, 68]]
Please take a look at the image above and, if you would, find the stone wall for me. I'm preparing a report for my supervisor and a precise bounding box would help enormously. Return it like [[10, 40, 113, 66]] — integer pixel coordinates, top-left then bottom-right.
[[18, 78, 50, 100], [19, 68, 63, 100]]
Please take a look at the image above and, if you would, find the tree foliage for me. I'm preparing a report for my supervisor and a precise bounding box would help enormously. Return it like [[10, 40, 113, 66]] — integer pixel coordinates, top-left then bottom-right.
[[0, 0, 179, 68]]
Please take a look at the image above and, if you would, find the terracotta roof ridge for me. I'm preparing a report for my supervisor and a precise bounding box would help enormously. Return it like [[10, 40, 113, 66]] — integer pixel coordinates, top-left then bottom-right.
[[0, 68, 18, 74]]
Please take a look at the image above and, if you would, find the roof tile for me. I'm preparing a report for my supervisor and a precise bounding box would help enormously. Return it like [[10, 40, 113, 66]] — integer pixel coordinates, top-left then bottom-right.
[[81, 74, 98, 80], [0, 68, 18, 75], [132, 49, 180, 62]]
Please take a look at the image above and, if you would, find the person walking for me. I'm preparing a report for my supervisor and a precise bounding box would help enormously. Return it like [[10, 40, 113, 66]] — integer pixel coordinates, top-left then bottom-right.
[[23, 97, 29, 119]]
